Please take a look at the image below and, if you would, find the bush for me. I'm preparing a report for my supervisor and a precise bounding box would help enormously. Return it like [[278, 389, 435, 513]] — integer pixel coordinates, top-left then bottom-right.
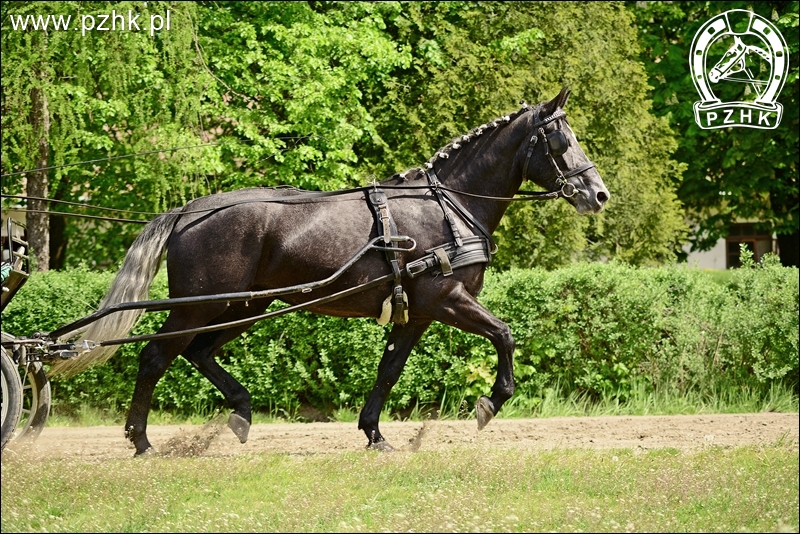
[[2, 259, 797, 416]]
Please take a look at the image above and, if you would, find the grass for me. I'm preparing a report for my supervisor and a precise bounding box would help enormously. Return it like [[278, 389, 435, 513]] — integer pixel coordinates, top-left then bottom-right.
[[2, 444, 797, 532], [501, 380, 800, 418], [44, 379, 799, 427]]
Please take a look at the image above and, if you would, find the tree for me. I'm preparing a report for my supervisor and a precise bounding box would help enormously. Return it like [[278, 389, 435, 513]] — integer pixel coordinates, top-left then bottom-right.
[[628, 1, 799, 266], [193, 1, 410, 191], [1, 1, 410, 269], [3, 2, 688, 270], [2, 1, 218, 269], [358, 2, 687, 267]]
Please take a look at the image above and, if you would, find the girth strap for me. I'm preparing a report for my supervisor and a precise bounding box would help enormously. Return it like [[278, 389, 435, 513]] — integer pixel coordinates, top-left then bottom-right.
[[366, 185, 408, 325]]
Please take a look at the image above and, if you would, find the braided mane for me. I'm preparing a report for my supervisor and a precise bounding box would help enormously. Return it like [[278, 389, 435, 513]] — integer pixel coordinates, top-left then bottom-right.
[[399, 103, 533, 179]]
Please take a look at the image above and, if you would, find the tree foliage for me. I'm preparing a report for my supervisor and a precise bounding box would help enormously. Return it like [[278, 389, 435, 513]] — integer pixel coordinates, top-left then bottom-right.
[[2, 1, 687, 269], [1, 1, 219, 267], [356, 2, 687, 267], [193, 1, 410, 191]]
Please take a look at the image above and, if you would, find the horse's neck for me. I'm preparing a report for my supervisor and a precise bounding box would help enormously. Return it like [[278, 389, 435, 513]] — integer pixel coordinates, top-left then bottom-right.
[[747, 45, 772, 65], [435, 112, 530, 234]]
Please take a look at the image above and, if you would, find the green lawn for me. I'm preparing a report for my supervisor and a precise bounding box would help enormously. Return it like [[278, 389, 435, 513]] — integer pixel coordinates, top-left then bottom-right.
[[2, 444, 797, 532]]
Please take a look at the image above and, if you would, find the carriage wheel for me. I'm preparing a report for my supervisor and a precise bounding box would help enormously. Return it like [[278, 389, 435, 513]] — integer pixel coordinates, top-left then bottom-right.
[[1, 344, 23, 451], [16, 361, 51, 441], [0, 333, 51, 442]]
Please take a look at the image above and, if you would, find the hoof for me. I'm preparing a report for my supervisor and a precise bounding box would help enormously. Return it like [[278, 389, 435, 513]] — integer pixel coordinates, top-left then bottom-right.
[[227, 413, 250, 444], [476, 396, 495, 431], [134, 446, 157, 458], [367, 440, 395, 452]]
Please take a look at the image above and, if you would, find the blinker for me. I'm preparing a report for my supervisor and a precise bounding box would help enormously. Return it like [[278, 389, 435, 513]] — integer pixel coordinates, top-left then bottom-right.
[[547, 130, 569, 156]]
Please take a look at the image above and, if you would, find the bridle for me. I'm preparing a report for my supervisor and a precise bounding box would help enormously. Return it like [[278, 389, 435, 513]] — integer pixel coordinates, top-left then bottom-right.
[[521, 108, 597, 198]]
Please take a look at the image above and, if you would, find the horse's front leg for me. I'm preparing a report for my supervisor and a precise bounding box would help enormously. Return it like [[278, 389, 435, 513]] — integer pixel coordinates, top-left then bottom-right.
[[431, 283, 515, 430], [359, 320, 432, 451]]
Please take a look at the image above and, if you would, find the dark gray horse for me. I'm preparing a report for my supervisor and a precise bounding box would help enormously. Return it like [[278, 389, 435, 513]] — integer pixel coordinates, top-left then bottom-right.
[[51, 87, 609, 455]]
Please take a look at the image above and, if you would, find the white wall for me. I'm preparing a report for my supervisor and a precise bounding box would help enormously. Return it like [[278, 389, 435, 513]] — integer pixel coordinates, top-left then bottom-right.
[[684, 238, 727, 270]]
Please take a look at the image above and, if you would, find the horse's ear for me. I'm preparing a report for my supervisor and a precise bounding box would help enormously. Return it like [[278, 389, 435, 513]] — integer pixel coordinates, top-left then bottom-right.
[[543, 86, 571, 115], [559, 87, 571, 109]]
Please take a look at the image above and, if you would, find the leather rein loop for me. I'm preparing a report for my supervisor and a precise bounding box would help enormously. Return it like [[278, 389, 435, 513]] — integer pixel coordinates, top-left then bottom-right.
[[521, 108, 597, 198]]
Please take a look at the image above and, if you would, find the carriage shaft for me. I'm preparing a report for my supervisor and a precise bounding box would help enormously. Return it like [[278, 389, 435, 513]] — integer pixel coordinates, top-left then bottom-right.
[[98, 273, 397, 346]]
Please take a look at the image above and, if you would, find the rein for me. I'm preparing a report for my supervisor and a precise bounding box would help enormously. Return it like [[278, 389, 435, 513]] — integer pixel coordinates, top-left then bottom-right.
[[2, 103, 592, 224], [2, 183, 564, 225]]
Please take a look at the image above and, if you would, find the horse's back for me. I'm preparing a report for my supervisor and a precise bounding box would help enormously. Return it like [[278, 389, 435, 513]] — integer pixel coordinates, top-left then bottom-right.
[[165, 187, 376, 297]]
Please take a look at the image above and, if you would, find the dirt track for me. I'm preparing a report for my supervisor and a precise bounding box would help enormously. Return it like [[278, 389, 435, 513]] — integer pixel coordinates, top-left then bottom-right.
[[4, 412, 797, 459]]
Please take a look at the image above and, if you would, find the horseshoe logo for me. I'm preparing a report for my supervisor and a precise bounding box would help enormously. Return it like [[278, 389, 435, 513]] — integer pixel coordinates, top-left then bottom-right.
[[690, 9, 789, 130]]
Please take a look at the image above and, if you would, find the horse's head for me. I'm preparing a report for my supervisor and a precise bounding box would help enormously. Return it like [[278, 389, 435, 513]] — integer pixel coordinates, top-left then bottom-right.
[[526, 88, 609, 214], [709, 36, 746, 83]]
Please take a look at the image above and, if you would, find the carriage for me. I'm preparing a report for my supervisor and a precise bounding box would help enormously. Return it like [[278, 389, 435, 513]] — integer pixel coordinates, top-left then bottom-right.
[[1, 218, 52, 450], [1, 89, 609, 454]]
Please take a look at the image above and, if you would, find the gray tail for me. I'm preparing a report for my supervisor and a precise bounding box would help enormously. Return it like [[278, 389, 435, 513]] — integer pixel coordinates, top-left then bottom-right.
[[49, 210, 181, 377]]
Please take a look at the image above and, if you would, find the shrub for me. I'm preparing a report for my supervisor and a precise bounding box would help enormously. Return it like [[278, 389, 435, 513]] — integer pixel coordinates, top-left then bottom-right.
[[2, 260, 797, 416]]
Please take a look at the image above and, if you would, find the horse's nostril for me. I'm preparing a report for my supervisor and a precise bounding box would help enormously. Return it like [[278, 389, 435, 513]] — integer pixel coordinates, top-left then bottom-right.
[[597, 191, 609, 203]]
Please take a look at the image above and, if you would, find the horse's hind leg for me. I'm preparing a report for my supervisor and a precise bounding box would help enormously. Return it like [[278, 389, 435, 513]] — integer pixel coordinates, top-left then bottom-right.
[[180, 301, 272, 444], [358, 319, 432, 451], [125, 305, 226, 456]]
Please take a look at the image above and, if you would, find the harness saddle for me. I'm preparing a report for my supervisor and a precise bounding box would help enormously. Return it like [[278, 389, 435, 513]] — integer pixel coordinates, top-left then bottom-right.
[[365, 173, 494, 325]]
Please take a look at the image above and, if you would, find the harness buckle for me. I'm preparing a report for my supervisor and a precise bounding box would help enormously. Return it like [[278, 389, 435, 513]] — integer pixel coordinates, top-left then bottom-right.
[[392, 284, 409, 324], [405, 258, 429, 278]]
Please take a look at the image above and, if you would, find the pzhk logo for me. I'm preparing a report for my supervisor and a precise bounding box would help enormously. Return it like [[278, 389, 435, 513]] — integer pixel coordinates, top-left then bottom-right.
[[690, 9, 789, 130]]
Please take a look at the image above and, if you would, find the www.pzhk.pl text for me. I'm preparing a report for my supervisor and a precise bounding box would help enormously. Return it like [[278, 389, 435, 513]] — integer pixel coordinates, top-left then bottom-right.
[[8, 10, 171, 37]]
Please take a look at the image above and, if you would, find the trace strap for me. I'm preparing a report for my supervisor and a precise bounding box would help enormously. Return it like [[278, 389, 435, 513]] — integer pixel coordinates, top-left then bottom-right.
[[425, 169, 498, 254], [425, 169, 463, 247]]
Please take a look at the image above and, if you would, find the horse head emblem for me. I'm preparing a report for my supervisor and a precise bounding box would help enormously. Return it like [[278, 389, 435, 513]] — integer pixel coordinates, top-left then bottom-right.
[[690, 9, 789, 130], [708, 35, 772, 99]]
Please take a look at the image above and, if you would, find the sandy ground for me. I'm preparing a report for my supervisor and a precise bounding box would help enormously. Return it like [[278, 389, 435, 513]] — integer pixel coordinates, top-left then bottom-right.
[[3, 412, 797, 460]]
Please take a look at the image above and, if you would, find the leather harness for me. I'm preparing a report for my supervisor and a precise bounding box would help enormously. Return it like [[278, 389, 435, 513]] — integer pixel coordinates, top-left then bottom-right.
[[366, 185, 410, 325], [366, 173, 497, 325], [366, 184, 494, 324], [364, 106, 596, 325], [522, 109, 597, 197]]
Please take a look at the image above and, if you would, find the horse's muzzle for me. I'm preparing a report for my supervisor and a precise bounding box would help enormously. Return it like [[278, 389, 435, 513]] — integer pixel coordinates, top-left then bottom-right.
[[573, 183, 610, 214]]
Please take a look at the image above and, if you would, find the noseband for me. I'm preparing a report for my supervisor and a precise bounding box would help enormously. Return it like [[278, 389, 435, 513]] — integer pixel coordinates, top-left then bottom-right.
[[521, 108, 597, 198]]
